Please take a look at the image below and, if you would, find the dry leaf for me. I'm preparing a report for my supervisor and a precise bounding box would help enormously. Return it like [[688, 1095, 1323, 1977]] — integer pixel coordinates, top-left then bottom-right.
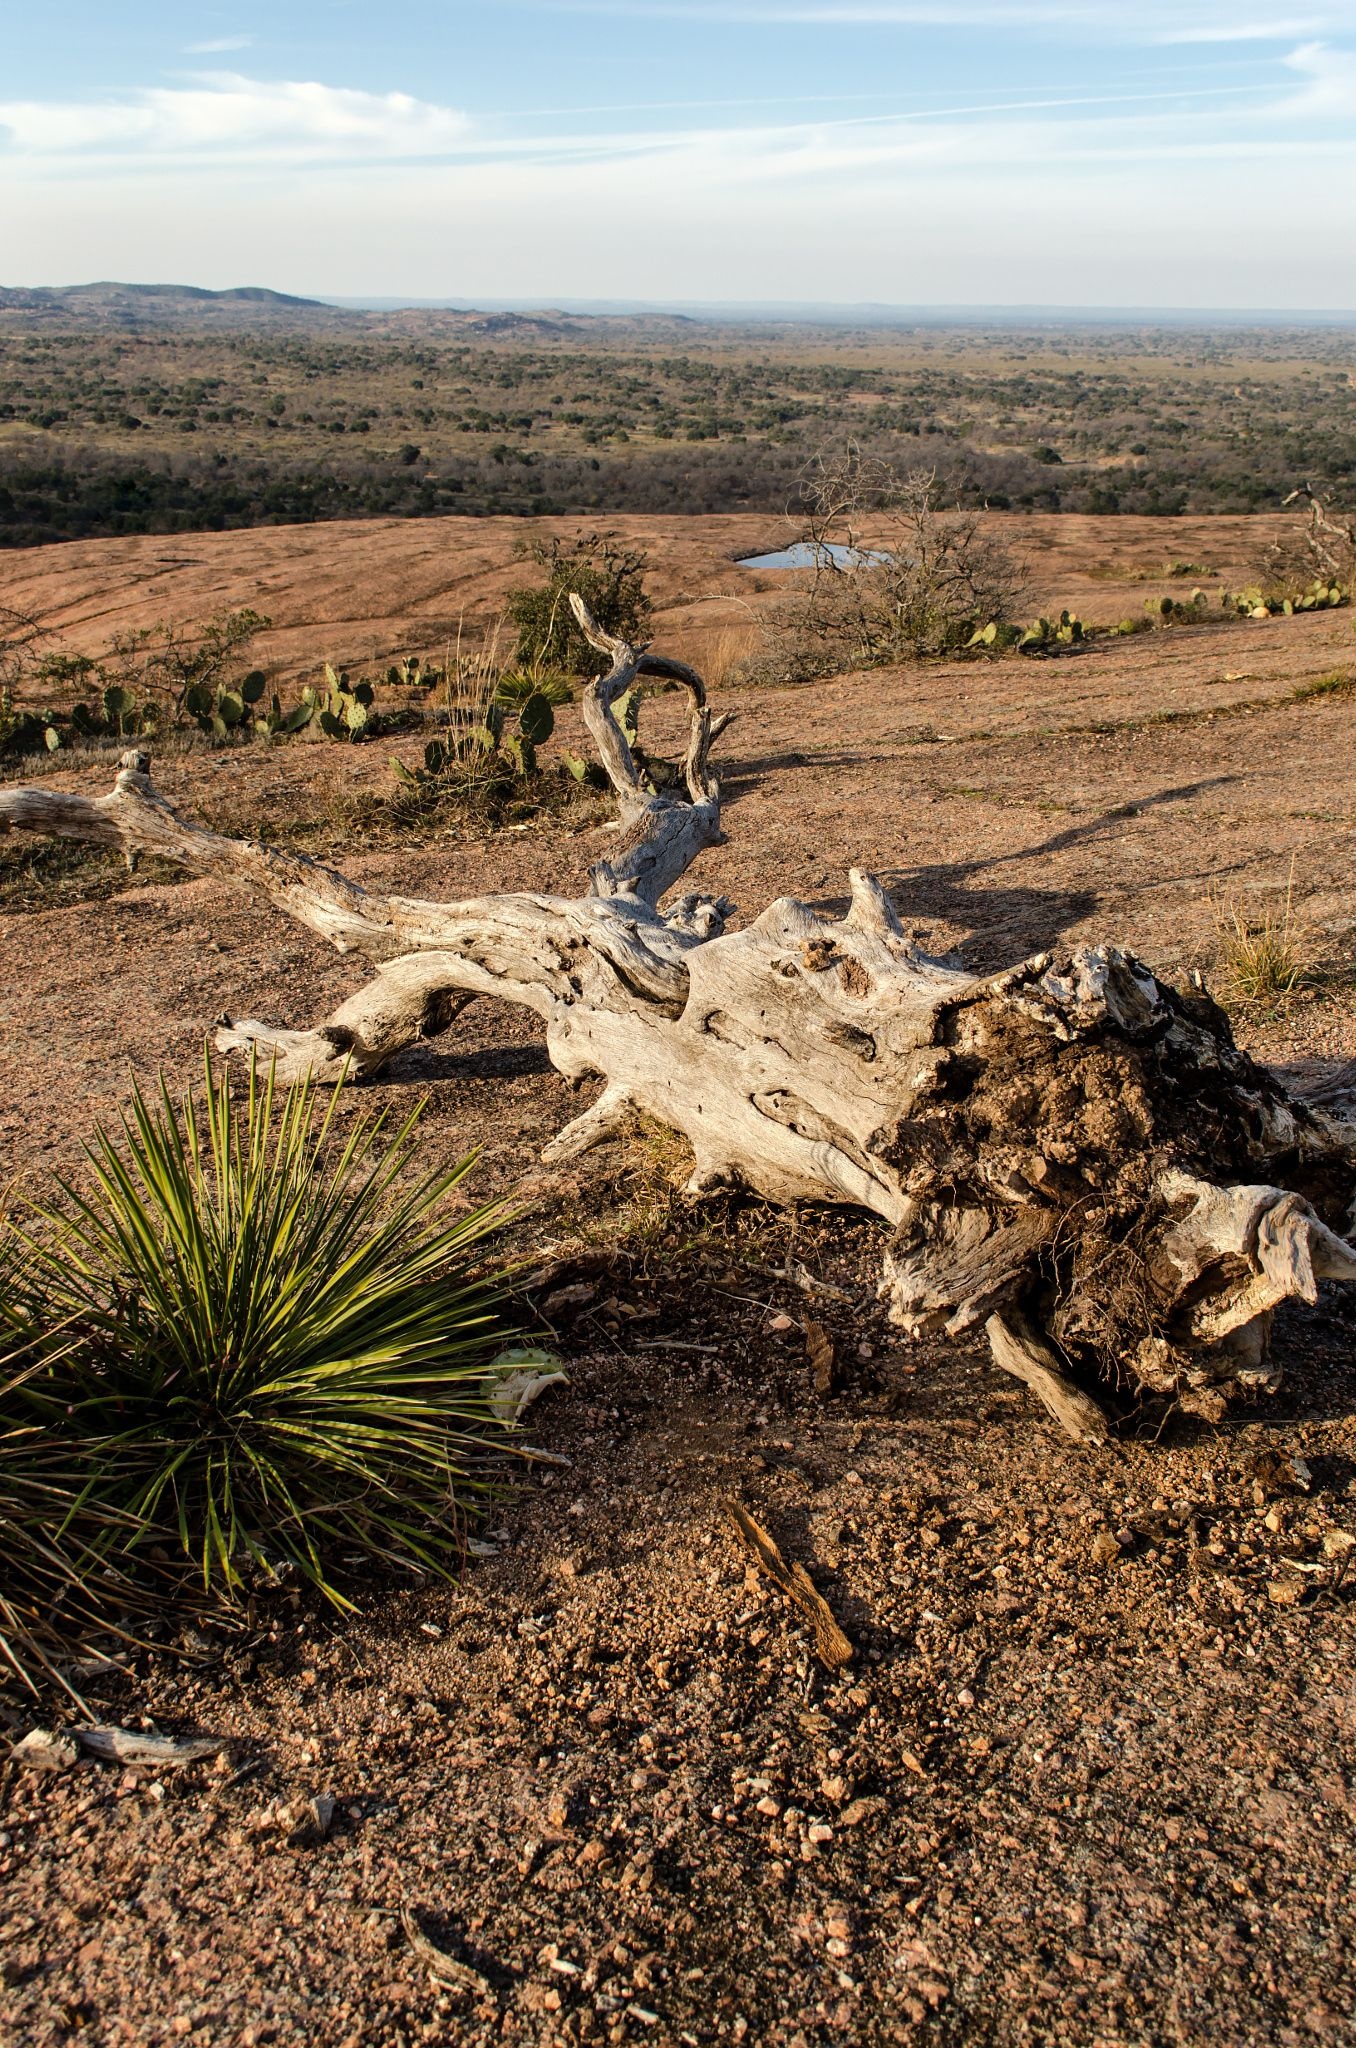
[[804, 1318, 835, 1395], [1250, 1448, 1313, 1498], [290, 1793, 337, 1844], [483, 1348, 567, 1426]]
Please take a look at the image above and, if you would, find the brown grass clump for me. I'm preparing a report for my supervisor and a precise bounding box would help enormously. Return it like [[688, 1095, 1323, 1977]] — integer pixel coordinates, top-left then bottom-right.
[[1292, 668, 1356, 703], [664, 618, 760, 693], [1213, 862, 1311, 1009]]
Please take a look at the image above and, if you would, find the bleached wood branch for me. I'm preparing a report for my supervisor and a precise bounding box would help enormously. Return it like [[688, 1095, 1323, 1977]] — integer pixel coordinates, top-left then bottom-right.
[[2, 598, 1354, 1416]]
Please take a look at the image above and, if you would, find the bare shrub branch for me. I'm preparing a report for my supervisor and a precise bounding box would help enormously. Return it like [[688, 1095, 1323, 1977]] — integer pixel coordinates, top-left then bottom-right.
[[782, 446, 1029, 674]]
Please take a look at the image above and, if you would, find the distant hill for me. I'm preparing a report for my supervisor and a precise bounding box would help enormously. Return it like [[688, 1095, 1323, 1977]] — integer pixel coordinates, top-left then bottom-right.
[[0, 282, 334, 329], [0, 283, 710, 343]]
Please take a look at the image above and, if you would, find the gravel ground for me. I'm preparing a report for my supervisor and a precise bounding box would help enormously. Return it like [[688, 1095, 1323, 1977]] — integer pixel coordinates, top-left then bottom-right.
[[3, 526, 1356, 2046], [5, 1208, 1356, 2048]]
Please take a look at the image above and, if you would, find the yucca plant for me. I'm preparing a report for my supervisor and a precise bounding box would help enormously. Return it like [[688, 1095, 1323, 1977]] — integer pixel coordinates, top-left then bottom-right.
[[10, 1052, 513, 1618], [0, 1271, 166, 1699], [0, 1424, 153, 1701]]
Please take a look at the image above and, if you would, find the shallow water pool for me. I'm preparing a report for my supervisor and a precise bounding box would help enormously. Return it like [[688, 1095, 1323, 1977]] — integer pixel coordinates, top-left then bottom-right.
[[737, 540, 893, 570]]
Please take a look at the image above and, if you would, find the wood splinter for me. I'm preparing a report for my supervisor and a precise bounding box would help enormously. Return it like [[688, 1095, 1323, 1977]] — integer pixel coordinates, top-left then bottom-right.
[[723, 1499, 854, 1672]]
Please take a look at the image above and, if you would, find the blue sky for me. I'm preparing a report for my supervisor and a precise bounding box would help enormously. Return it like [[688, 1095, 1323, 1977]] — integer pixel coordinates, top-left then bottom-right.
[[4, 2, 1355, 305]]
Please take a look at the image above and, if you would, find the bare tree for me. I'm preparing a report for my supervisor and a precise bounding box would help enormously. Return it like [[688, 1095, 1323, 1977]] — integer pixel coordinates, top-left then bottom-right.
[[2, 596, 1354, 1436], [1271, 483, 1356, 590], [791, 448, 1029, 670]]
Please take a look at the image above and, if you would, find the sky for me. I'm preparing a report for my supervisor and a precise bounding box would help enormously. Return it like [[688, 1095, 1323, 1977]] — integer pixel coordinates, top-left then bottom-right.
[[3, 2, 1355, 308]]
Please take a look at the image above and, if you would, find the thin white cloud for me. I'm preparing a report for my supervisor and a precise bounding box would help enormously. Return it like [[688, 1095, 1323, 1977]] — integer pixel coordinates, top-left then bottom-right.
[[9, 133, 1351, 309], [1155, 21, 1326, 41], [0, 73, 469, 161], [521, 0, 1345, 33], [1280, 37, 1356, 113], [0, 68, 1291, 171], [184, 35, 255, 53]]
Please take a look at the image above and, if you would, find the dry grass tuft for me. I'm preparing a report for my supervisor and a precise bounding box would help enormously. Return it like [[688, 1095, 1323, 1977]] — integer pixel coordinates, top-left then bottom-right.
[[1213, 861, 1311, 1008], [666, 620, 760, 694], [1292, 668, 1356, 703]]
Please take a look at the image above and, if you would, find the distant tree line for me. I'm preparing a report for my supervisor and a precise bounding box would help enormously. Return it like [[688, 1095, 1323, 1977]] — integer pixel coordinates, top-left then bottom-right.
[[5, 430, 1354, 548]]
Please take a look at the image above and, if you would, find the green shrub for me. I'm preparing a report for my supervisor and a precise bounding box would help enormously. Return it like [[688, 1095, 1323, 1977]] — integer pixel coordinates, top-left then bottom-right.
[[394, 683, 556, 792], [7, 1053, 514, 1628], [505, 531, 651, 675], [183, 669, 267, 737], [969, 609, 1086, 655], [0, 1364, 156, 1700], [1213, 862, 1310, 1010], [1227, 579, 1347, 619], [0, 687, 62, 756]]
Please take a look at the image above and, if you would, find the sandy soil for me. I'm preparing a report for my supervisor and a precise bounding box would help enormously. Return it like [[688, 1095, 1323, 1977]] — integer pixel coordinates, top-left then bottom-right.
[[3, 514, 1356, 2047]]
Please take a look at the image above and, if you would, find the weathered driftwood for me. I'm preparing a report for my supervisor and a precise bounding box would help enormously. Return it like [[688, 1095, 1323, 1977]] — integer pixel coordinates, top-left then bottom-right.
[[3, 595, 1354, 1423], [985, 1312, 1110, 1445]]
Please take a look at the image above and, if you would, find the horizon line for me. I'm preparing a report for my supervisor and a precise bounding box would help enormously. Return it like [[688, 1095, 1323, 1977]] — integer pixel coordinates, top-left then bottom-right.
[[9, 283, 1356, 323]]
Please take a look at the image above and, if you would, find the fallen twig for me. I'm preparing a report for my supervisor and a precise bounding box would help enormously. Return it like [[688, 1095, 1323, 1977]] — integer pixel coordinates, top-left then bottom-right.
[[722, 1500, 854, 1672], [77, 1725, 226, 1766], [400, 1906, 492, 1992]]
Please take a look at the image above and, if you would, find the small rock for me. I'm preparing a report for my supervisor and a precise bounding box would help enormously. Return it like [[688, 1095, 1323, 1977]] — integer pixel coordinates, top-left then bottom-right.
[[542, 1281, 596, 1316], [807, 1822, 834, 1844], [819, 1776, 851, 1805], [1267, 1577, 1306, 1607], [1323, 1531, 1356, 1558], [756, 1795, 781, 1817], [768, 1313, 795, 1334], [1090, 1531, 1120, 1565], [303, 1795, 337, 1841], [577, 1837, 607, 1868]]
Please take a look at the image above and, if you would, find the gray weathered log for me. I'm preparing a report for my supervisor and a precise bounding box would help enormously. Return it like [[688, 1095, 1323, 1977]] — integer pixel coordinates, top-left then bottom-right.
[[3, 597, 1354, 1419]]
